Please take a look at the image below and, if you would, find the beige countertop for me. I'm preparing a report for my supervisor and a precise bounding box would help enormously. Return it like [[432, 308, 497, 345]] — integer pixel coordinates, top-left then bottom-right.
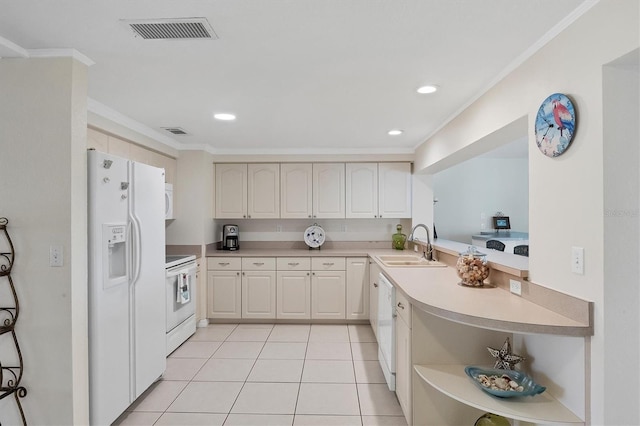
[[374, 259, 591, 336], [205, 241, 592, 336]]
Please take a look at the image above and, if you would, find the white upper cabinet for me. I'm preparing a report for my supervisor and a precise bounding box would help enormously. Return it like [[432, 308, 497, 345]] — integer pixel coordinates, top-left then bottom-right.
[[214, 161, 411, 219], [248, 163, 280, 219], [215, 163, 248, 218], [346, 162, 412, 218], [346, 163, 378, 218], [378, 162, 412, 218], [280, 163, 313, 219], [313, 163, 345, 218], [215, 163, 280, 219]]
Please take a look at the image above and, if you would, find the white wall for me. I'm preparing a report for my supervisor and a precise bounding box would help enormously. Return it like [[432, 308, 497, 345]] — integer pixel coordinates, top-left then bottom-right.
[[0, 57, 89, 425], [432, 157, 528, 243], [602, 52, 639, 425], [411, 173, 434, 238], [413, 2, 639, 423], [165, 151, 216, 248]]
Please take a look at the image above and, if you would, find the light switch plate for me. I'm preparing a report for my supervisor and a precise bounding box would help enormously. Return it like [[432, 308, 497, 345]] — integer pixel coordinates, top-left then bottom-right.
[[50, 245, 63, 267], [509, 279, 521, 296], [571, 246, 584, 274]]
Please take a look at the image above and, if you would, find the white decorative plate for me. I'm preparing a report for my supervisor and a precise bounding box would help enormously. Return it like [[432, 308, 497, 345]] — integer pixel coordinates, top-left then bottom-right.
[[304, 223, 325, 248]]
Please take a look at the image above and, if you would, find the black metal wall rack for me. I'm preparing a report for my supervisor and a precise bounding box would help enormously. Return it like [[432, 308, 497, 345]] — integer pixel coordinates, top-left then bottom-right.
[[0, 218, 27, 426]]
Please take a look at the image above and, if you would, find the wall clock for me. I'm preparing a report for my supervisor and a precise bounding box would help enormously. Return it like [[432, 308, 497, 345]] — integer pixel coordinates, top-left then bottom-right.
[[534, 93, 577, 157]]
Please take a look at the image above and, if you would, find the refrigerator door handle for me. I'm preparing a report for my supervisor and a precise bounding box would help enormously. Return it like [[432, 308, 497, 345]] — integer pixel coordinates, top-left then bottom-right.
[[129, 212, 142, 286]]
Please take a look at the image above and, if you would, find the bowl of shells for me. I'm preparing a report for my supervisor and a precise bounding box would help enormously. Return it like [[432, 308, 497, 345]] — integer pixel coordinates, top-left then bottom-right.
[[464, 366, 546, 398], [456, 246, 490, 287]]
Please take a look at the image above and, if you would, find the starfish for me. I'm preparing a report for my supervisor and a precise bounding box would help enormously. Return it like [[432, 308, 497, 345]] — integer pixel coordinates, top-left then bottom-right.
[[487, 337, 525, 370]]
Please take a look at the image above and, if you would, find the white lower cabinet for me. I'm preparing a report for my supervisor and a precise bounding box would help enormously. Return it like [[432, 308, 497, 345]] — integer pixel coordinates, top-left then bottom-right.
[[311, 271, 346, 319], [241, 257, 276, 319], [369, 260, 381, 340], [207, 255, 371, 322], [395, 291, 412, 424], [242, 271, 276, 319], [276, 257, 311, 319], [276, 271, 311, 319], [311, 257, 346, 319], [207, 270, 242, 319], [346, 257, 369, 320]]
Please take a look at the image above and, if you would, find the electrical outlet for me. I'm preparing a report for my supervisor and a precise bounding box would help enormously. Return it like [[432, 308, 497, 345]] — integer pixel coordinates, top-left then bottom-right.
[[509, 279, 521, 296], [341, 224, 347, 232], [50, 245, 63, 267], [276, 224, 282, 232], [413, 245, 418, 252], [571, 246, 584, 274]]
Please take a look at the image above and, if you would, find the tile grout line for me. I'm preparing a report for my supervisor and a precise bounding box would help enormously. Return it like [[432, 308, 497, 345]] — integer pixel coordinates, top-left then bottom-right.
[[225, 324, 273, 421], [151, 323, 239, 425], [348, 325, 366, 426], [291, 329, 310, 425]]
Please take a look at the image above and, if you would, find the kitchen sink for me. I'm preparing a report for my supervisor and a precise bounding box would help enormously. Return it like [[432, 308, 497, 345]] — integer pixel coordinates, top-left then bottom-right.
[[375, 254, 447, 268]]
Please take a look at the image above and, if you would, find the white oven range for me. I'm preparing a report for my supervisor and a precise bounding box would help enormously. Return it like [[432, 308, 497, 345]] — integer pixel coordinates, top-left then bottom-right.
[[165, 255, 197, 355]]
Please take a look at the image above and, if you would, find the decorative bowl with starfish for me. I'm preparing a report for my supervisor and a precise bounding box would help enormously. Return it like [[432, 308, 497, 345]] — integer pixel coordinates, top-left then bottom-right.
[[465, 366, 546, 398]]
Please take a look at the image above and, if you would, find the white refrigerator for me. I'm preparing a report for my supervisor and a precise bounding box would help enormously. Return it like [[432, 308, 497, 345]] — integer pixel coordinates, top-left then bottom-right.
[[88, 150, 166, 425]]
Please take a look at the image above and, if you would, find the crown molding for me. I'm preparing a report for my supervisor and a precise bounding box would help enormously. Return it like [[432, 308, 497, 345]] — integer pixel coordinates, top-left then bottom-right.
[[0, 35, 29, 58], [414, 0, 601, 150], [87, 98, 182, 150], [27, 48, 95, 66]]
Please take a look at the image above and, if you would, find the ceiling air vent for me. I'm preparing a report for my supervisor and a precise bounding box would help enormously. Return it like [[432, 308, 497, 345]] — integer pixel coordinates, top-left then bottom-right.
[[162, 127, 189, 135], [123, 18, 217, 40]]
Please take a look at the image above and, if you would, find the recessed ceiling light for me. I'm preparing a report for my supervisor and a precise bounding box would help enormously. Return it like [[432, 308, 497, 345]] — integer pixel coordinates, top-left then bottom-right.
[[417, 85, 438, 94], [388, 129, 403, 136], [214, 113, 236, 121]]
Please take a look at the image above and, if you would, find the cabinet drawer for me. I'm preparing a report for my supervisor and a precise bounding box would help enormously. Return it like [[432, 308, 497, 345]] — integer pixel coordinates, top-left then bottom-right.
[[312, 257, 346, 271], [242, 257, 276, 270], [277, 257, 311, 271], [395, 290, 411, 327], [208, 257, 241, 271]]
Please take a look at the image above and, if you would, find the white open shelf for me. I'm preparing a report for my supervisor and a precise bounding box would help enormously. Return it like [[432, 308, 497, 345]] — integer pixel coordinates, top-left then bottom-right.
[[414, 364, 584, 425]]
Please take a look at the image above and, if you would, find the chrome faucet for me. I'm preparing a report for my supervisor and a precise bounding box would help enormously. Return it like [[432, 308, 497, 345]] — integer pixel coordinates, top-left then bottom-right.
[[408, 223, 433, 260]]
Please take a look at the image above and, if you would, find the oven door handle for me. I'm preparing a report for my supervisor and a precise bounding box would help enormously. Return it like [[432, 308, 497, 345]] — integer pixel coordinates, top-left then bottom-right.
[[166, 265, 197, 278]]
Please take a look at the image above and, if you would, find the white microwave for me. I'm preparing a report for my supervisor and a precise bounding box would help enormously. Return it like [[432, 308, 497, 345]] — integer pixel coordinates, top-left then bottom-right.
[[165, 183, 174, 220]]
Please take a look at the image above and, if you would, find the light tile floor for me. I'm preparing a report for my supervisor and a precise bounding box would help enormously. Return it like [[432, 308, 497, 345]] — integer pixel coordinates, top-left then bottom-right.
[[114, 324, 407, 426]]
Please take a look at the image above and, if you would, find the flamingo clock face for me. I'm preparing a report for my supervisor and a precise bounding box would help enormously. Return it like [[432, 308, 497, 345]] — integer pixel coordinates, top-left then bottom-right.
[[535, 93, 576, 157]]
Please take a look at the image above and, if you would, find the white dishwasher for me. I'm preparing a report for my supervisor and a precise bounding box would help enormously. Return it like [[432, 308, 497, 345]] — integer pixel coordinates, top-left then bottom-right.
[[377, 273, 396, 391]]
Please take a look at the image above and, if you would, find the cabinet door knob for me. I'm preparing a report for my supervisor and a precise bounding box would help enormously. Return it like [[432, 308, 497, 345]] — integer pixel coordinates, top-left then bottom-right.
[[308, 215, 312, 218], [312, 272, 315, 276], [307, 272, 310, 276], [242, 272, 245, 276], [236, 272, 240, 276], [373, 283, 378, 288], [243, 215, 246, 218], [397, 302, 405, 310]]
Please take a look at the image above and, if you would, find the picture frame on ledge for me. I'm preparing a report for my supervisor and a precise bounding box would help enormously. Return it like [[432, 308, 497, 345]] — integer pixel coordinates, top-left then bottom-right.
[[492, 216, 511, 230]]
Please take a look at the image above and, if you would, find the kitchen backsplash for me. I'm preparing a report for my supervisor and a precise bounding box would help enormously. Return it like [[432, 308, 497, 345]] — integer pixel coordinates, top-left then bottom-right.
[[213, 218, 412, 243]]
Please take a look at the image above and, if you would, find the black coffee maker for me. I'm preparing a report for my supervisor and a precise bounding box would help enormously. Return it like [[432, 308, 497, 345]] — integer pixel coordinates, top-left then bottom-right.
[[222, 224, 239, 250]]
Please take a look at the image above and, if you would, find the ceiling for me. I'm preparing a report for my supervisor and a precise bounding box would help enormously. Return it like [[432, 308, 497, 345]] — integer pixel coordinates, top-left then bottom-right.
[[0, 0, 591, 154]]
